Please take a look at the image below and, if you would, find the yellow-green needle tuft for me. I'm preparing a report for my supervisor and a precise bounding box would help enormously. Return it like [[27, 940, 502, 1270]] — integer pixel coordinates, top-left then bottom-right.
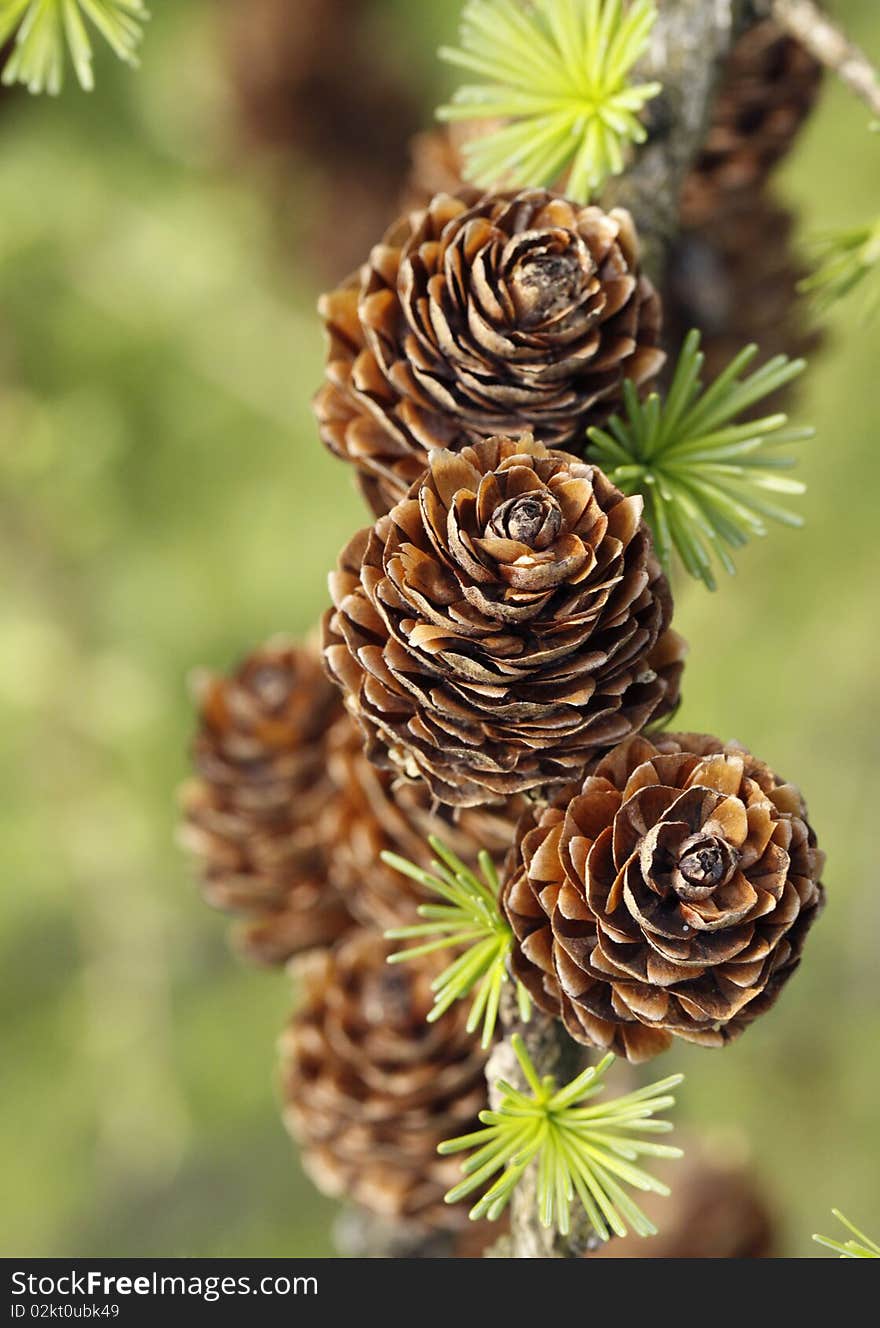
[[438, 0, 661, 202]]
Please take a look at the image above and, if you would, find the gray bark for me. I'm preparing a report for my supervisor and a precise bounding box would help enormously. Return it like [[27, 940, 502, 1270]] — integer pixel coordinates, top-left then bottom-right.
[[605, 0, 750, 281]]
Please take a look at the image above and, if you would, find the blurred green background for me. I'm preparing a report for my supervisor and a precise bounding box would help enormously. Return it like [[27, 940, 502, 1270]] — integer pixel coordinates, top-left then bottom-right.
[[1, 0, 878, 1258]]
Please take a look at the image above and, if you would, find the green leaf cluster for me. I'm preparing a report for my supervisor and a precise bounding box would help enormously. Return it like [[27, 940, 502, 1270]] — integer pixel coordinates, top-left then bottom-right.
[[799, 217, 880, 318], [587, 330, 813, 589], [440, 1033, 682, 1239], [438, 0, 661, 202], [0, 0, 148, 94]]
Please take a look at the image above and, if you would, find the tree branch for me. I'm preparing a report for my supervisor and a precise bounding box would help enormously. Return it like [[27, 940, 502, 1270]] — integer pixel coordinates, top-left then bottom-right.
[[765, 0, 880, 120], [486, 996, 602, 1259], [605, 0, 750, 281], [334, 1208, 456, 1259]]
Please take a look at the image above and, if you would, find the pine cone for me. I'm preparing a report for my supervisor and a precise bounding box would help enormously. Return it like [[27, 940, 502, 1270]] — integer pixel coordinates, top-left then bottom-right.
[[179, 639, 352, 965], [315, 190, 664, 516], [502, 732, 824, 1062], [665, 191, 824, 391], [682, 20, 823, 227], [280, 931, 488, 1230], [325, 711, 524, 928], [324, 434, 685, 808]]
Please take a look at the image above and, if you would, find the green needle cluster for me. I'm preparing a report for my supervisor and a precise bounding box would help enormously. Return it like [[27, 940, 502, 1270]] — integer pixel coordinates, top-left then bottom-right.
[[814, 1211, 880, 1258], [587, 329, 813, 589], [382, 837, 531, 1050], [440, 1033, 683, 1239], [438, 0, 661, 202], [0, 0, 148, 94], [799, 217, 880, 318]]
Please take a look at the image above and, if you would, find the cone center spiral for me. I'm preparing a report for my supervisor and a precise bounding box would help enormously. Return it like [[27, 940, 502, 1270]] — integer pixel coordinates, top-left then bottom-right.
[[675, 833, 738, 897], [488, 492, 563, 549], [508, 233, 593, 327]]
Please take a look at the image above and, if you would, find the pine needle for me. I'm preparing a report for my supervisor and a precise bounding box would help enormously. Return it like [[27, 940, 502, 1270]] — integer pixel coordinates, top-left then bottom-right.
[[799, 216, 880, 320], [0, 0, 149, 94], [438, 0, 661, 202], [586, 330, 813, 589], [440, 1033, 683, 1238]]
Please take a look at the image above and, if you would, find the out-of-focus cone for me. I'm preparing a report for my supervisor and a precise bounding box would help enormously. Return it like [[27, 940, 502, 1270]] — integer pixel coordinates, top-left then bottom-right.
[[664, 191, 824, 397], [225, 0, 420, 280], [681, 19, 823, 227], [666, 20, 825, 404], [324, 711, 523, 929], [401, 121, 502, 212], [280, 931, 490, 1231], [179, 638, 353, 965]]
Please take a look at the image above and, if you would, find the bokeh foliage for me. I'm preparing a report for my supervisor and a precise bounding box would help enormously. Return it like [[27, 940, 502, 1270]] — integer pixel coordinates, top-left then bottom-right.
[[0, 0, 878, 1257]]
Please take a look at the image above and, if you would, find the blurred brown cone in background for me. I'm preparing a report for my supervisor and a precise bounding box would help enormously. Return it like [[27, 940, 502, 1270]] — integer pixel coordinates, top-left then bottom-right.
[[225, 0, 420, 281], [180, 635, 524, 949], [667, 19, 825, 396], [280, 931, 490, 1231], [324, 710, 524, 929], [680, 18, 823, 227], [664, 192, 824, 397], [179, 638, 352, 966], [401, 121, 503, 212]]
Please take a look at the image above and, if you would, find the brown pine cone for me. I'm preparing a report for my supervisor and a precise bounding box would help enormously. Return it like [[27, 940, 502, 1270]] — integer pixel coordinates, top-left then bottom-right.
[[681, 20, 823, 227], [324, 433, 685, 808], [324, 711, 523, 928], [315, 190, 664, 516], [664, 191, 824, 393], [179, 639, 352, 965], [502, 732, 824, 1062], [280, 931, 489, 1230]]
